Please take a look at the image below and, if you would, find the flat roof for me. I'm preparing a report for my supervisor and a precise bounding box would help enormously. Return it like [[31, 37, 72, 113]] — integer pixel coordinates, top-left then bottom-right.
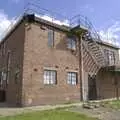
[[0, 14, 119, 50], [97, 40, 119, 49]]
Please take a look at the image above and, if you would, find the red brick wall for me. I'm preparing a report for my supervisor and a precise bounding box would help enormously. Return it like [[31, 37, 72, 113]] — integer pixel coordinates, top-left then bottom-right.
[[0, 22, 25, 106], [0, 18, 119, 107], [22, 23, 81, 106]]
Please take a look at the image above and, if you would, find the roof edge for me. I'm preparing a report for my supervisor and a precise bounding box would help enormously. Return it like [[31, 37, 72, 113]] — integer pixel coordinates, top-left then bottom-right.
[[0, 15, 24, 45], [0, 13, 119, 50]]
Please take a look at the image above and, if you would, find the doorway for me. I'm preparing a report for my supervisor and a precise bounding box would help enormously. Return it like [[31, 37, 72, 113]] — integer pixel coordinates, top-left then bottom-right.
[[0, 90, 6, 102], [88, 74, 97, 100]]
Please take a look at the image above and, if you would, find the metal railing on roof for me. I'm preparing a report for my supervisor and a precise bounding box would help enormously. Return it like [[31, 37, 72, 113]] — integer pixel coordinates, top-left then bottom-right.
[[24, 1, 70, 26], [0, 1, 70, 42], [69, 14, 101, 41], [24, 2, 102, 42], [0, 1, 102, 43]]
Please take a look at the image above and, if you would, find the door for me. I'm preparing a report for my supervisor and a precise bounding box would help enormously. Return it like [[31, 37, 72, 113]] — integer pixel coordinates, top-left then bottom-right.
[[88, 74, 97, 100], [0, 90, 6, 102]]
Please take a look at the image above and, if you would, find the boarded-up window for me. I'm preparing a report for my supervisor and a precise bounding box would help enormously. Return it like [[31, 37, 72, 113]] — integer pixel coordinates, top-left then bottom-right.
[[48, 29, 54, 47]]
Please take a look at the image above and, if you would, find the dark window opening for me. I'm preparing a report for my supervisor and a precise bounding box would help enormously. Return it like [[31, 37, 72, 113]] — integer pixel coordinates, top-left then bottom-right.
[[0, 72, 2, 85]]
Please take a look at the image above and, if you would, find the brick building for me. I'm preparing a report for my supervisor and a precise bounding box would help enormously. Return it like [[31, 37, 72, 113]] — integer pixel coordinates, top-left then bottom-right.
[[0, 14, 120, 107]]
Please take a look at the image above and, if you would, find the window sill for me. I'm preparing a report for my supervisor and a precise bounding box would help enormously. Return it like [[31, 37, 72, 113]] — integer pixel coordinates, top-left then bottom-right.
[[44, 84, 57, 87], [67, 84, 77, 86], [68, 48, 76, 51]]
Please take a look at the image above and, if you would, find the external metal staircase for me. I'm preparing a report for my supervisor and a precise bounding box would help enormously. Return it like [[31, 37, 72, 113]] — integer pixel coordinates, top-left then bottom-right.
[[23, 1, 108, 74], [24, 2, 107, 74], [70, 15, 107, 74]]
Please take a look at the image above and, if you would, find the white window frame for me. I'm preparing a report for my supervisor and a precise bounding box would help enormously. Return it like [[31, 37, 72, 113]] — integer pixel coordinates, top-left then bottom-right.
[[104, 49, 115, 65], [44, 70, 57, 85], [67, 72, 77, 85], [2, 71, 7, 81]]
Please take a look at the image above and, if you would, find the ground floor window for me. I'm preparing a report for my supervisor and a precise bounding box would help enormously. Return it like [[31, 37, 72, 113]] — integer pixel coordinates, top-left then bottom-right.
[[0, 72, 2, 85], [44, 70, 57, 85], [2, 72, 7, 81], [0, 71, 7, 85], [67, 72, 77, 85]]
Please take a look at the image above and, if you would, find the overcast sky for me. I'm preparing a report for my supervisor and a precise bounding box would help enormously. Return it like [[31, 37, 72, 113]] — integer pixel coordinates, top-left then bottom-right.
[[0, 0, 120, 46]]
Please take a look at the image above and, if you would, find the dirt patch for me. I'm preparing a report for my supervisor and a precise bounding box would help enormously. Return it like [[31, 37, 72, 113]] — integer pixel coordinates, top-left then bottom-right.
[[68, 103, 120, 120]]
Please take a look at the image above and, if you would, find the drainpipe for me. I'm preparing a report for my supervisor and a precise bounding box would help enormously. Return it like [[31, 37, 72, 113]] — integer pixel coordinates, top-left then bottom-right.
[[6, 51, 11, 86], [78, 34, 84, 101]]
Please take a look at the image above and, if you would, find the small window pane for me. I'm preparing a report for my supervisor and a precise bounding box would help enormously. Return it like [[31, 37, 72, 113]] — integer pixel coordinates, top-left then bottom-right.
[[104, 49, 115, 65], [44, 70, 57, 85], [67, 72, 77, 85]]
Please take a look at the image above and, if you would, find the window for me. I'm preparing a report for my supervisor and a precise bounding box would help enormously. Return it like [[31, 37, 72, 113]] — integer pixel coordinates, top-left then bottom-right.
[[0, 45, 2, 57], [15, 72, 20, 84], [109, 51, 115, 65], [3, 43, 6, 55], [1, 43, 6, 56], [44, 70, 57, 85], [2, 72, 7, 81], [67, 72, 77, 85], [0, 72, 2, 85], [48, 29, 54, 47], [0, 71, 7, 85], [67, 36, 76, 50], [104, 49, 115, 65]]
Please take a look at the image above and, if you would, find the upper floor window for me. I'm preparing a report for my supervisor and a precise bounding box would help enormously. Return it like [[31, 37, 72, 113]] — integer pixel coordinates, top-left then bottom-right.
[[48, 29, 54, 47], [67, 36, 76, 50], [0, 43, 6, 57], [104, 49, 115, 65], [44, 70, 57, 85], [67, 72, 78, 85]]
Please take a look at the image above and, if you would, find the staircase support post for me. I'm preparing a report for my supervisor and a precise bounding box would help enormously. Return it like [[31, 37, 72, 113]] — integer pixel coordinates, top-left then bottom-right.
[[78, 34, 84, 101]]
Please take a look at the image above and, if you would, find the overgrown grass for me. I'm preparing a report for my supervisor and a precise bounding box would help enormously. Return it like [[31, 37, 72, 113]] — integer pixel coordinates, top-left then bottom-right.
[[0, 109, 99, 120]]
